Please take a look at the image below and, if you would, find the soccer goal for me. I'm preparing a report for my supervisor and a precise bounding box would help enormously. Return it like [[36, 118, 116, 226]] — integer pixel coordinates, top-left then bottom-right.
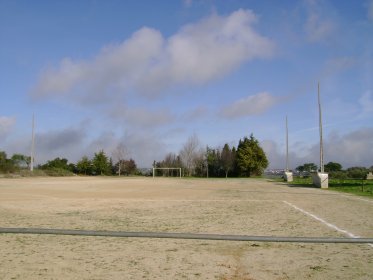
[[152, 167, 182, 178]]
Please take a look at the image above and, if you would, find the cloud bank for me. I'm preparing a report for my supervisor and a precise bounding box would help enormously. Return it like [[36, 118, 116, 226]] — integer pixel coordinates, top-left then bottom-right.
[[0, 116, 16, 141], [221, 92, 278, 119], [263, 128, 373, 169], [304, 0, 336, 42], [32, 9, 274, 102]]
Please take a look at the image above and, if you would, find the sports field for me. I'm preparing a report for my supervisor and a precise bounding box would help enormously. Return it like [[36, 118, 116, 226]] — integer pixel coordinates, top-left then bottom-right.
[[0, 177, 372, 279]]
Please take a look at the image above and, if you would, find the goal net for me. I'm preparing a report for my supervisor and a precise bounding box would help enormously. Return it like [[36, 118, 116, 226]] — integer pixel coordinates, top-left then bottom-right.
[[152, 168, 182, 178]]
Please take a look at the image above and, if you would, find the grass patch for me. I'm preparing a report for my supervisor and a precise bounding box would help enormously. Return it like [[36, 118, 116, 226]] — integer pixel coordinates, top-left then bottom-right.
[[328, 179, 373, 197], [289, 177, 373, 197]]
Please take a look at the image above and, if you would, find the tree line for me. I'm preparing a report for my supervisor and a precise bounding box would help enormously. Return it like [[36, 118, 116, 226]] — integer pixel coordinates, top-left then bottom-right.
[[154, 134, 269, 178], [1, 133, 269, 178], [0, 152, 31, 173], [0, 150, 138, 176], [295, 162, 373, 179], [2, 134, 372, 179]]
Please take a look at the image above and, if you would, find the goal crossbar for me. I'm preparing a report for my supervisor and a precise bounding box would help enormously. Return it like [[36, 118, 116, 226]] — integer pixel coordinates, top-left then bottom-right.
[[152, 168, 182, 178]]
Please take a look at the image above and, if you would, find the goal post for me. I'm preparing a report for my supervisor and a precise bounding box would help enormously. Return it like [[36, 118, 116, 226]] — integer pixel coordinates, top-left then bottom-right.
[[152, 167, 182, 178]]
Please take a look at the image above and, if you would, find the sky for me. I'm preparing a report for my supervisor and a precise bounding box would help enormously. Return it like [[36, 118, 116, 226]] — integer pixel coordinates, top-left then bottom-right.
[[0, 0, 372, 169]]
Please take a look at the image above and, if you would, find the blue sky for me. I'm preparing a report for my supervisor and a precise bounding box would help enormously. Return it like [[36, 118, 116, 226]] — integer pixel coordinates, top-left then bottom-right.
[[1, 0, 372, 169]]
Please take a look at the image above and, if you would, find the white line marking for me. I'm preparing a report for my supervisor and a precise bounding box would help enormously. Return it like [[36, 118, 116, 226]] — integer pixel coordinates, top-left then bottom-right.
[[283, 201, 373, 248]]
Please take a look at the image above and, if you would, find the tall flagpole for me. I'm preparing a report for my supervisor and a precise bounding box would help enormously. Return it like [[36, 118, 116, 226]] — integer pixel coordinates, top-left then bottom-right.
[[286, 115, 289, 172], [30, 114, 35, 172], [318, 83, 324, 173]]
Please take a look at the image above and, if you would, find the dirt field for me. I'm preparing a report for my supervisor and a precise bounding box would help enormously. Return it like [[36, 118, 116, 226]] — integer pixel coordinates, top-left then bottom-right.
[[0, 177, 372, 279]]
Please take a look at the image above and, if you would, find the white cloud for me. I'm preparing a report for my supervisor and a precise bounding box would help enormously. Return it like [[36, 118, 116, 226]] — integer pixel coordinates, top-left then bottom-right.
[[181, 106, 209, 121], [322, 128, 373, 168], [221, 92, 278, 119], [159, 9, 274, 87], [32, 9, 274, 101], [85, 130, 168, 167], [0, 116, 16, 141], [265, 128, 373, 170], [109, 105, 174, 128], [262, 139, 307, 170], [261, 140, 285, 169], [322, 57, 356, 77], [33, 27, 164, 100], [304, 0, 336, 42]]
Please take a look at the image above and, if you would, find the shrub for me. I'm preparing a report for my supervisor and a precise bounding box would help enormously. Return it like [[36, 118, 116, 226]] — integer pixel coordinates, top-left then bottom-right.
[[329, 171, 348, 179], [43, 168, 74, 177], [346, 167, 368, 179]]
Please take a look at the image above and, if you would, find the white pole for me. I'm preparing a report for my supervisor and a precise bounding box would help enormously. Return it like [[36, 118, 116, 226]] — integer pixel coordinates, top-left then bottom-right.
[[318, 83, 324, 173], [30, 114, 35, 172], [286, 115, 289, 172]]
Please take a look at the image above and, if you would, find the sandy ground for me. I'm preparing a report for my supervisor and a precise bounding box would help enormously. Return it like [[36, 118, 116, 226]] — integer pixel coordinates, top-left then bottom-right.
[[0, 177, 372, 279]]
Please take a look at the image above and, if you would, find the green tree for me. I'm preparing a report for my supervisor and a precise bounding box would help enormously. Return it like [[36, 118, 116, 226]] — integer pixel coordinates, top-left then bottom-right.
[[92, 150, 110, 175], [0, 151, 16, 173], [296, 163, 318, 173], [76, 156, 92, 175], [41, 157, 69, 170], [230, 146, 239, 177], [206, 147, 221, 177], [221, 143, 233, 178], [122, 158, 138, 175], [346, 167, 368, 179], [11, 154, 31, 169], [236, 134, 268, 177], [324, 162, 342, 172]]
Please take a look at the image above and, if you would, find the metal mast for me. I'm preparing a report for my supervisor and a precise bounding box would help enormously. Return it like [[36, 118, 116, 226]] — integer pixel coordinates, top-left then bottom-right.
[[30, 114, 35, 172], [286, 115, 289, 172], [318, 83, 324, 173]]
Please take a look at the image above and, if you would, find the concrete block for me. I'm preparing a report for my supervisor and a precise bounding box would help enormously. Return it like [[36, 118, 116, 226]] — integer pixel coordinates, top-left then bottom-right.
[[284, 171, 293, 182], [312, 172, 328, 188]]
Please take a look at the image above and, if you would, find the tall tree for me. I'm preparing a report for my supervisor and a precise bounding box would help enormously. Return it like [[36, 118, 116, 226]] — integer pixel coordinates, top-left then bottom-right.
[[221, 143, 234, 178], [180, 134, 201, 176], [236, 134, 268, 177], [0, 151, 16, 173], [112, 143, 127, 176], [230, 146, 238, 176], [122, 158, 138, 175], [92, 150, 110, 175], [206, 147, 221, 177], [76, 156, 92, 175]]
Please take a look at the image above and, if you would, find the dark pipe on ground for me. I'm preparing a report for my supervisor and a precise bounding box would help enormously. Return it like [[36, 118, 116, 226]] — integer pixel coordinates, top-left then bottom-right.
[[1, 227, 373, 244]]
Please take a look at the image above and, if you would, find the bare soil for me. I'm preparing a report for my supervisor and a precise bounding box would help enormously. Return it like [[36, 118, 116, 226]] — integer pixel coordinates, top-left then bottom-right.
[[0, 177, 372, 279]]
